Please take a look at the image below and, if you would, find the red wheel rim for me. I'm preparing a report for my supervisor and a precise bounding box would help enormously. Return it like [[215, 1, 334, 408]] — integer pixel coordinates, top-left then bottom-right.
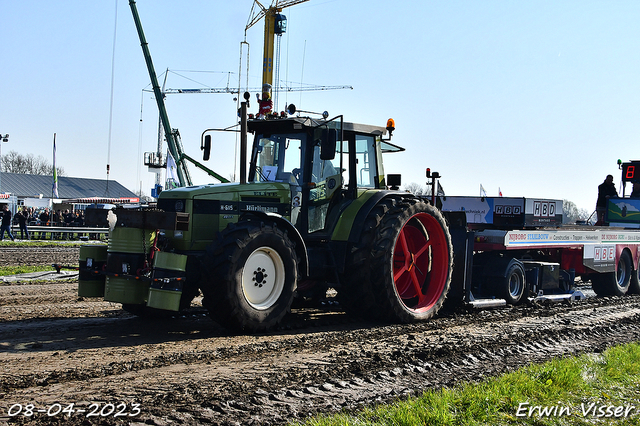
[[392, 212, 449, 312]]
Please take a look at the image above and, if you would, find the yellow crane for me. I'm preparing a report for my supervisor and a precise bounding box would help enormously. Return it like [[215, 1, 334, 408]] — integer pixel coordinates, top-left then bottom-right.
[[245, 0, 310, 97]]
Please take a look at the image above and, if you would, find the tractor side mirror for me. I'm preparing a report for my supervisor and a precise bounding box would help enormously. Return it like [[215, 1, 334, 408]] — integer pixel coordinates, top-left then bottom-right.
[[320, 129, 337, 160], [202, 134, 211, 161], [387, 174, 401, 190]]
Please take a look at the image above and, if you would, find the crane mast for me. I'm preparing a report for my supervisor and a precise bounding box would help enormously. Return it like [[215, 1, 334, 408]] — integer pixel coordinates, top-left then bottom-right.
[[246, 1, 311, 97]]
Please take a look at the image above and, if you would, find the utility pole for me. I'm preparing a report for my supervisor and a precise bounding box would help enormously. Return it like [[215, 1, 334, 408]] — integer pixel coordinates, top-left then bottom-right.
[[0, 133, 9, 193]]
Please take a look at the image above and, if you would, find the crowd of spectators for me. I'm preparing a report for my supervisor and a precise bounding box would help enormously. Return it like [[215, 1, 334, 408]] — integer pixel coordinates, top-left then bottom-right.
[[4, 207, 91, 241], [13, 207, 86, 228]]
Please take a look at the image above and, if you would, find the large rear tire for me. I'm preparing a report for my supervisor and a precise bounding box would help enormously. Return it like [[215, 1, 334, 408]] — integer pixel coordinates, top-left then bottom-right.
[[591, 250, 632, 297], [201, 220, 298, 333], [343, 197, 453, 323], [340, 200, 391, 318]]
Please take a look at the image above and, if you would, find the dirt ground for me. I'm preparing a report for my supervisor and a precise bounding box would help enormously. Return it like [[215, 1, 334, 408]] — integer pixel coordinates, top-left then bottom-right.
[[1, 246, 640, 425]]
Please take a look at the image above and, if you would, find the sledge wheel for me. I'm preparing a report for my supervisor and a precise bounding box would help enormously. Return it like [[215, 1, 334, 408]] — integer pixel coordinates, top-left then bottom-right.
[[629, 263, 640, 295], [506, 265, 525, 303], [592, 250, 632, 297], [501, 262, 526, 305]]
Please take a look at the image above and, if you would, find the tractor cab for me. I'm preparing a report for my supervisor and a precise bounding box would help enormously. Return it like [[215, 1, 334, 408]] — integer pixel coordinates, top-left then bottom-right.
[[246, 115, 403, 237]]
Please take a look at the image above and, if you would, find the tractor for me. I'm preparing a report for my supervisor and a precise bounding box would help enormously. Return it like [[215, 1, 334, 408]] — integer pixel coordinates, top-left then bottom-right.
[[82, 102, 454, 332]]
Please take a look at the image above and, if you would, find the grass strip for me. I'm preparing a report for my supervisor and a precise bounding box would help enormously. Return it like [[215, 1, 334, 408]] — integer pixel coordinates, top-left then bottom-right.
[[296, 342, 640, 425], [0, 265, 58, 276]]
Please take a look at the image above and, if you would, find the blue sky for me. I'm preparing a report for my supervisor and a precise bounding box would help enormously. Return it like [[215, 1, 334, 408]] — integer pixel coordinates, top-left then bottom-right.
[[3, 1, 640, 211]]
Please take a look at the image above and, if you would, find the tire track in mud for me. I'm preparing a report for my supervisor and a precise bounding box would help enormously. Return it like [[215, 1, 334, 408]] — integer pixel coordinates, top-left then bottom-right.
[[1, 295, 640, 425], [231, 302, 640, 425]]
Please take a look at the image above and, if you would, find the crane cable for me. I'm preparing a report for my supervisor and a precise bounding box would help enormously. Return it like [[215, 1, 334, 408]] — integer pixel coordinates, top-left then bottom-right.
[[137, 90, 144, 196], [105, 0, 119, 196]]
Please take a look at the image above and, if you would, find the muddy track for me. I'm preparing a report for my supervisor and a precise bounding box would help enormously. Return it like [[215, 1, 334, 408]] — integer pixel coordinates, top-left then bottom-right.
[[0, 246, 79, 268], [1, 247, 640, 425]]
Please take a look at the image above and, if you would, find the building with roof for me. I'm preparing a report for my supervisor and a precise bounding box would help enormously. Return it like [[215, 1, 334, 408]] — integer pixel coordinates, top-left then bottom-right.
[[0, 172, 138, 210]]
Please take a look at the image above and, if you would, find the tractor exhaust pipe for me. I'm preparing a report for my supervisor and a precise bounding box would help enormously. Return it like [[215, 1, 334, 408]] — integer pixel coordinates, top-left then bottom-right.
[[240, 93, 249, 185]]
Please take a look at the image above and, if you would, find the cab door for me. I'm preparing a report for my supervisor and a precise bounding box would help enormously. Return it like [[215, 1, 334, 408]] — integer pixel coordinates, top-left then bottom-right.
[[307, 143, 342, 233]]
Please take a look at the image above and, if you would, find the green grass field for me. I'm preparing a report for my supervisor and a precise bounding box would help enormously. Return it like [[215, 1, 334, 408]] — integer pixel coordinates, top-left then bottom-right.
[[295, 342, 640, 425], [0, 265, 60, 276]]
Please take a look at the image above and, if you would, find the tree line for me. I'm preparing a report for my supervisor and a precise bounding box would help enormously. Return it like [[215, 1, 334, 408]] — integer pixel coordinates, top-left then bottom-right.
[[1, 150, 65, 176]]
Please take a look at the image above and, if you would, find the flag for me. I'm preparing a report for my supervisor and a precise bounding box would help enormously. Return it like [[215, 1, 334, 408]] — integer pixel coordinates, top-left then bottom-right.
[[52, 133, 59, 198], [166, 150, 179, 189], [480, 184, 487, 197], [499, 187, 503, 197]]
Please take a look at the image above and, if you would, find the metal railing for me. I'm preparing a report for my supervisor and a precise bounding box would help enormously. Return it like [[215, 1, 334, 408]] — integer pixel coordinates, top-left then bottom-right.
[[8, 225, 109, 241]]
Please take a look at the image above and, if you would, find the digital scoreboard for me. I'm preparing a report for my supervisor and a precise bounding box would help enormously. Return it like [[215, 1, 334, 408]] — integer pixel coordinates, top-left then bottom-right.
[[622, 162, 640, 183]]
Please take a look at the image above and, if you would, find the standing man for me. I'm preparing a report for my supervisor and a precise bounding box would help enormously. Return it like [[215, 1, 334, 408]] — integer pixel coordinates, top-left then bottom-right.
[[0, 205, 15, 241], [39, 208, 50, 239], [596, 175, 618, 225], [16, 208, 29, 240]]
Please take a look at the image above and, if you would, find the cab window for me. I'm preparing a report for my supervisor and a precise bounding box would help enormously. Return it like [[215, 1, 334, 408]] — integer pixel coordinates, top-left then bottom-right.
[[339, 134, 377, 188], [251, 134, 303, 183]]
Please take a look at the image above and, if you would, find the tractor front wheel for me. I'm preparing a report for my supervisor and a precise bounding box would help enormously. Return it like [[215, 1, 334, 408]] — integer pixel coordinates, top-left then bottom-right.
[[202, 220, 298, 333]]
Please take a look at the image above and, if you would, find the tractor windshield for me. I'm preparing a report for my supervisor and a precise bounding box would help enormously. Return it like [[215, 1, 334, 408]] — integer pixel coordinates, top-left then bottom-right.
[[250, 133, 304, 184]]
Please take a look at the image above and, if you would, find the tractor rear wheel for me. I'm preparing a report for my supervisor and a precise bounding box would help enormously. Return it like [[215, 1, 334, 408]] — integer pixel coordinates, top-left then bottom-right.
[[343, 197, 453, 322], [201, 220, 298, 333]]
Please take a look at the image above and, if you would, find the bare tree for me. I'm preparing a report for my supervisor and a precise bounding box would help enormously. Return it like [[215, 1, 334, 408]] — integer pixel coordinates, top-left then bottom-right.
[[1, 150, 65, 176], [563, 199, 592, 224], [402, 182, 445, 197], [403, 182, 427, 195], [135, 190, 154, 204]]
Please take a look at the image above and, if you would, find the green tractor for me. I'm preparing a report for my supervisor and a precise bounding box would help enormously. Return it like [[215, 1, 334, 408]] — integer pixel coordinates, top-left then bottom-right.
[[85, 106, 454, 332]]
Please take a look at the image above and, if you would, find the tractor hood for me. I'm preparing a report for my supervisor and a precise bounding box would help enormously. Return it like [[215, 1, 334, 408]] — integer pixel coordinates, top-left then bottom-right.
[[157, 181, 293, 251]]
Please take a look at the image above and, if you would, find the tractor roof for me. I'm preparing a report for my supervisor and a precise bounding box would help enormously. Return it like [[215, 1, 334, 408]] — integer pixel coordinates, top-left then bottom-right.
[[247, 116, 404, 153], [247, 116, 388, 137]]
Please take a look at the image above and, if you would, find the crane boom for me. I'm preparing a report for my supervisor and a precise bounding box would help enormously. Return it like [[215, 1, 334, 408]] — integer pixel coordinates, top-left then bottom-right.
[[245, 0, 310, 30], [158, 84, 352, 95], [129, 0, 191, 187]]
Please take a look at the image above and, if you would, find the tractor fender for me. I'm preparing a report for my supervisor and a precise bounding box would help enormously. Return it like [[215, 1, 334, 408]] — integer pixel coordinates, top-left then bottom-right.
[[345, 191, 416, 244], [239, 211, 309, 278]]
